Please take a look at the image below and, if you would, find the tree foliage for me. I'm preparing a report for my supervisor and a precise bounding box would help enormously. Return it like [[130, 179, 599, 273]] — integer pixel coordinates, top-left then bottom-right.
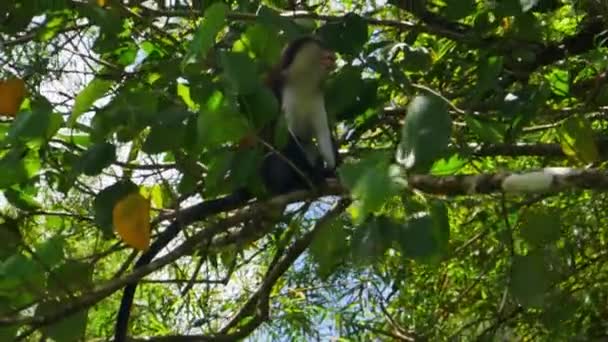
[[1, 0, 608, 340]]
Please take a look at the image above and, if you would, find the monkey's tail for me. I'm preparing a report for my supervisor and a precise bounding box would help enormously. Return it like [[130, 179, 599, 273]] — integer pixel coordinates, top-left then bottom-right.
[[114, 188, 253, 342]]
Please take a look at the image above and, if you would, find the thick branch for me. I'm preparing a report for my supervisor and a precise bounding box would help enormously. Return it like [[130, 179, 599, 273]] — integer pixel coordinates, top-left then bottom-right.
[[408, 168, 608, 196]]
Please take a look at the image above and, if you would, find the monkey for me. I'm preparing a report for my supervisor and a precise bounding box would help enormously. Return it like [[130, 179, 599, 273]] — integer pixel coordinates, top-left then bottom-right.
[[258, 36, 339, 194], [114, 36, 340, 342]]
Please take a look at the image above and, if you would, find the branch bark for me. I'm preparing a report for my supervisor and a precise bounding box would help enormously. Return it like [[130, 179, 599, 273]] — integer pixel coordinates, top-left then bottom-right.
[[408, 168, 608, 196]]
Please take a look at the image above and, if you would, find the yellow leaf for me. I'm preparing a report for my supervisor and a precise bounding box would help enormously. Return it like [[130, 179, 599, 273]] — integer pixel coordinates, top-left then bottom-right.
[[113, 192, 151, 251], [97, 0, 107, 6], [0, 78, 26, 117]]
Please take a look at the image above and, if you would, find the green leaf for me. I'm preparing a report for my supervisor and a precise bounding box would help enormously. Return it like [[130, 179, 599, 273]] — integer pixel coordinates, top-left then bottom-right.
[[120, 88, 160, 127], [90, 84, 159, 142], [182, 2, 228, 67], [0, 123, 10, 142], [511, 13, 543, 42], [47, 260, 93, 294], [339, 152, 399, 223], [310, 217, 349, 278], [7, 110, 63, 146], [142, 123, 186, 154], [148, 184, 166, 209], [4, 187, 41, 211], [430, 153, 468, 175], [188, 75, 216, 105], [257, 6, 308, 39], [56, 133, 91, 148], [475, 56, 503, 99], [0, 149, 41, 189], [0, 219, 21, 260], [336, 80, 379, 121], [154, 107, 192, 126], [226, 148, 264, 190], [197, 95, 249, 148], [0, 253, 45, 299], [219, 51, 260, 95], [76, 142, 117, 176], [0, 2, 35, 34], [519, 208, 561, 246], [38, 15, 67, 42], [445, 0, 476, 20], [245, 24, 284, 65], [559, 115, 599, 163], [177, 83, 197, 111], [35, 236, 65, 267], [272, 117, 290, 149], [395, 94, 452, 172], [69, 78, 113, 126], [465, 115, 506, 143], [325, 66, 365, 118], [350, 216, 398, 266], [0, 324, 16, 341], [494, 0, 523, 17], [219, 247, 238, 270], [114, 45, 139, 66], [201, 151, 234, 196], [594, 83, 608, 105], [93, 181, 139, 236], [78, 4, 123, 36], [397, 213, 438, 259], [401, 45, 433, 72], [510, 253, 551, 308], [240, 87, 280, 128], [317, 13, 368, 55], [546, 68, 569, 96], [394, 201, 449, 261], [37, 299, 87, 342], [239, 24, 283, 66], [178, 172, 198, 195], [429, 200, 450, 256]]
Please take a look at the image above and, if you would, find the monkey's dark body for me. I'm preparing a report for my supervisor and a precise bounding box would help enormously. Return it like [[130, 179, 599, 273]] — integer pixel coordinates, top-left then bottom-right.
[[260, 134, 333, 195]]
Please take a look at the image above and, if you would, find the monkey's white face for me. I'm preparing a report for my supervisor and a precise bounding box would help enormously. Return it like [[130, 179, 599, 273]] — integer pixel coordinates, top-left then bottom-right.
[[280, 40, 337, 169], [284, 42, 336, 86]]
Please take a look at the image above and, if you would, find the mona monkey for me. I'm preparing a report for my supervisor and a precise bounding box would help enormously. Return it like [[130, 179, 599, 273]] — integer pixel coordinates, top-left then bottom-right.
[[114, 36, 340, 341]]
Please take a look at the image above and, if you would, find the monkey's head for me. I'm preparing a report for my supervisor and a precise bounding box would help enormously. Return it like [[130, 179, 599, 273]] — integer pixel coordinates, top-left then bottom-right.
[[280, 37, 336, 84]]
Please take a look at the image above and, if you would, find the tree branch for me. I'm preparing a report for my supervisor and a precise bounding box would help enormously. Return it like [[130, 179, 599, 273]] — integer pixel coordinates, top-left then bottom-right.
[[408, 167, 608, 196], [120, 200, 349, 342], [0, 188, 341, 328], [389, 1, 605, 73], [220, 200, 349, 335]]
